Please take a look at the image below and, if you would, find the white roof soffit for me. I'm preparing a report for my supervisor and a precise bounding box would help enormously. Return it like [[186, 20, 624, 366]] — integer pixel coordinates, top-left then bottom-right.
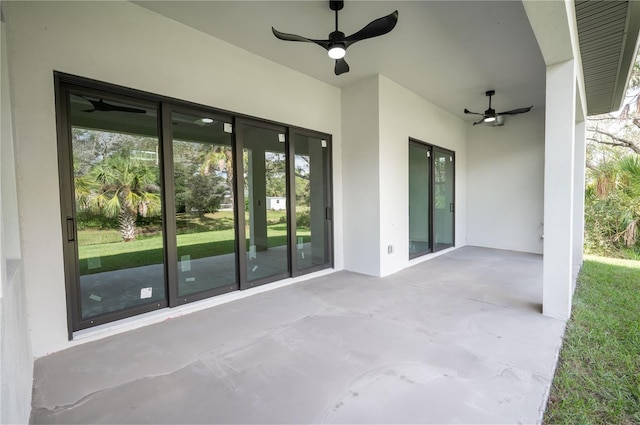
[[575, 0, 640, 116], [133, 1, 546, 122]]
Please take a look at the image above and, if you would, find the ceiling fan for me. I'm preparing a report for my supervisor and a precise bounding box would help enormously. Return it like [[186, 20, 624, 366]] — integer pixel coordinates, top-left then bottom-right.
[[80, 96, 146, 114], [272, 0, 398, 76], [464, 90, 532, 126]]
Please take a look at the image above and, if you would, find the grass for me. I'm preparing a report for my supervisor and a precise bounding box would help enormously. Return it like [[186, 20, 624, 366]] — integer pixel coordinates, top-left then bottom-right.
[[544, 255, 640, 424], [78, 210, 308, 274]]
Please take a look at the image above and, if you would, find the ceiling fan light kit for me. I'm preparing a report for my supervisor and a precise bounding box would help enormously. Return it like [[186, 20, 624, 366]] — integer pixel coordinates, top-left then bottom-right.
[[464, 90, 532, 126], [328, 46, 346, 59], [272, 0, 398, 75]]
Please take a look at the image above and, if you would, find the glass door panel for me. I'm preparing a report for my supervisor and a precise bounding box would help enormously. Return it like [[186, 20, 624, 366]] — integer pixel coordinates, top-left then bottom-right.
[[293, 133, 330, 271], [433, 148, 455, 251], [171, 111, 237, 298], [70, 93, 166, 320], [409, 142, 431, 257], [240, 124, 289, 283]]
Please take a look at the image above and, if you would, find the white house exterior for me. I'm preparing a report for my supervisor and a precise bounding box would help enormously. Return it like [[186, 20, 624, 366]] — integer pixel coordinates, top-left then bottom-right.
[[266, 197, 287, 211], [1, 1, 639, 423]]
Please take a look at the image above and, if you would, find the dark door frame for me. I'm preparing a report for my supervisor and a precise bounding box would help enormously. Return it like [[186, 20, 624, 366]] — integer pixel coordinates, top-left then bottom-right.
[[235, 118, 291, 290], [289, 127, 334, 276], [55, 73, 335, 336], [408, 138, 456, 259]]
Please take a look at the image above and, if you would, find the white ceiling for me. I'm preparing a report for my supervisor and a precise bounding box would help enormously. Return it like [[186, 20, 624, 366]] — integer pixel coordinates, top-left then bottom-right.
[[135, 0, 546, 122]]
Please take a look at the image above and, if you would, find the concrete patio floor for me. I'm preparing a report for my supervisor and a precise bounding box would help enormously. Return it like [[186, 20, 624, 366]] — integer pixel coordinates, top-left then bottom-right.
[[30, 246, 566, 424]]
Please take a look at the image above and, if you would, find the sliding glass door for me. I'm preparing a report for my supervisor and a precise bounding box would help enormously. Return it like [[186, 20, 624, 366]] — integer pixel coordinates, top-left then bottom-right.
[[237, 121, 290, 286], [292, 131, 332, 273], [65, 91, 167, 327], [57, 74, 333, 333], [433, 148, 455, 251], [170, 109, 238, 301], [409, 142, 431, 257], [408, 139, 455, 258]]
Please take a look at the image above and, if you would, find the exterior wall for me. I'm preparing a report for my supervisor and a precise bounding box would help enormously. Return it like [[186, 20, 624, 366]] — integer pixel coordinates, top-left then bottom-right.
[[466, 108, 545, 254], [1, 20, 34, 425], [3, 1, 342, 357], [341, 75, 468, 278], [378, 76, 467, 276], [341, 76, 381, 276]]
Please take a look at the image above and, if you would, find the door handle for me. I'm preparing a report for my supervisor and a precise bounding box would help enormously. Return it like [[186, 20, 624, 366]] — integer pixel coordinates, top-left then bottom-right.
[[66, 216, 76, 242], [449, 203, 455, 213]]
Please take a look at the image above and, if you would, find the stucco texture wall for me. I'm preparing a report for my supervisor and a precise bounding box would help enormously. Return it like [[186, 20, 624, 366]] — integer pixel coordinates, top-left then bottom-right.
[[1, 19, 34, 425], [341, 75, 468, 278], [3, 0, 342, 357], [341, 76, 382, 276], [466, 108, 545, 254], [378, 76, 467, 276]]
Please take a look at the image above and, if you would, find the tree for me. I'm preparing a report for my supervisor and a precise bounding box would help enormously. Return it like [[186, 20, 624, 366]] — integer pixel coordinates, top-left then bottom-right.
[[587, 53, 640, 164], [198, 145, 234, 208], [585, 156, 640, 253], [85, 155, 161, 242], [584, 48, 640, 256], [184, 173, 226, 214], [265, 152, 286, 197], [173, 162, 193, 214]]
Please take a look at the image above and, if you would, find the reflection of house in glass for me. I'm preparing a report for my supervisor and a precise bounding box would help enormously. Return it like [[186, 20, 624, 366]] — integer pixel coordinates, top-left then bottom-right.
[[266, 196, 286, 211]]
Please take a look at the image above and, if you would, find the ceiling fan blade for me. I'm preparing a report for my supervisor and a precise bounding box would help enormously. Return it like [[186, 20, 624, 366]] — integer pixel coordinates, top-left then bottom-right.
[[497, 106, 533, 116], [84, 98, 146, 114], [335, 58, 350, 75], [111, 105, 147, 114], [272, 27, 330, 50], [344, 10, 398, 47], [464, 108, 484, 116], [472, 117, 485, 126]]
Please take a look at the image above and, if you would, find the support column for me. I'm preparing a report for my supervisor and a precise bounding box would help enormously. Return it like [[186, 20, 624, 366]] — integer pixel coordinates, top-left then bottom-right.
[[572, 120, 587, 288], [543, 60, 576, 320]]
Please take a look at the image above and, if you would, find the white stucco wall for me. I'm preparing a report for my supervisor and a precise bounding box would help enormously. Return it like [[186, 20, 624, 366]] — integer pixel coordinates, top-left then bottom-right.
[[466, 108, 545, 254], [378, 76, 467, 276], [1, 19, 34, 425], [341, 76, 381, 276], [4, 0, 343, 357], [341, 75, 467, 278]]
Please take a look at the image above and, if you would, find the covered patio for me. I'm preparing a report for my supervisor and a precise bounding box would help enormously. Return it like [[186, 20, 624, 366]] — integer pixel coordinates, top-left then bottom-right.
[[3, 2, 640, 423], [31, 247, 564, 424]]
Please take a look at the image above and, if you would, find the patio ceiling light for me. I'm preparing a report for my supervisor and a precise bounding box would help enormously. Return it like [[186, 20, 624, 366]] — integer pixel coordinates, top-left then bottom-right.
[[328, 44, 346, 59], [201, 118, 214, 123]]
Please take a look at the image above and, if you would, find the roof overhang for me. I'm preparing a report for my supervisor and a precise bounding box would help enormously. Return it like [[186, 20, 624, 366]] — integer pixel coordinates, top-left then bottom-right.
[[575, 0, 640, 115]]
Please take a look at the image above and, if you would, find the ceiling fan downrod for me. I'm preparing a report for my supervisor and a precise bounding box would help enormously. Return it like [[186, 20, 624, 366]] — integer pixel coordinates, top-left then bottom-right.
[[485, 90, 495, 116], [330, 1, 343, 32]]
